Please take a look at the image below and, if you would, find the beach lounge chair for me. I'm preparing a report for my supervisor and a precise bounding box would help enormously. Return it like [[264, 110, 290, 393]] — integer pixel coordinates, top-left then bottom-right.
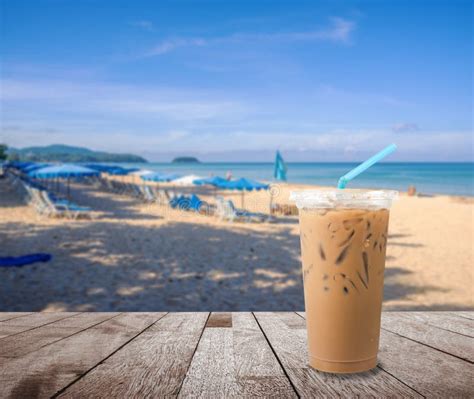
[[215, 196, 271, 223], [25, 186, 50, 215], [143, 185, 157, 202], [137, 185, 152, 202], [168, 194, 210, 213], [40, 191, 93, 219], [127, 184, 139, 197], [169, 194, 185, 209]]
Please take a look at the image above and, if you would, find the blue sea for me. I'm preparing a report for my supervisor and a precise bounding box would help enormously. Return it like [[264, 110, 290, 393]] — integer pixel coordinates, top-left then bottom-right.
[[120, 162, 474, 197]]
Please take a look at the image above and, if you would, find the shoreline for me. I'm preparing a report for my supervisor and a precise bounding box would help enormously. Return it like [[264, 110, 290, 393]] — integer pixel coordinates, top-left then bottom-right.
[[1, 175, 473, 312]]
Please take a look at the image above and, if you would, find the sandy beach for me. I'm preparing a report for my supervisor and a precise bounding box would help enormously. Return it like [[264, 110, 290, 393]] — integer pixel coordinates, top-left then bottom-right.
[[0, 175, 472, 312]]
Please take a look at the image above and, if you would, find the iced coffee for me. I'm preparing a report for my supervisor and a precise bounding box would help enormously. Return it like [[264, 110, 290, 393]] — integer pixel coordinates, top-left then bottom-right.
[[291, 189, 397, 373]]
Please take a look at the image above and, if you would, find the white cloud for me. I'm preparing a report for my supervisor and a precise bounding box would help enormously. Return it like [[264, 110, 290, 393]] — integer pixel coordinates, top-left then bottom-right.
[[2, 120, 472, 161], [130, 20, 154, 32], [145, 17, 356, 56], [279, 17, 355, 43], [146, 38, 207, 56], [392, 122, 420, 133], [1, 79, 472, 161], [1, 78, 248, 121]]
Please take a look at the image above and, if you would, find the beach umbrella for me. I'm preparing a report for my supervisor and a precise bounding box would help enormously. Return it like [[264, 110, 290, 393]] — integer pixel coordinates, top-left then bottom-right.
[[193, 176, 227, 186], [274, 150, 287, 181], [107, 167, 140, 176], [106, 167, 140, 184], [130, 169, 154, 176], [222, 178, 269, 191], [193, 176, 228, 197], [84, 164, 110, 172], [29, 164, 99, 197], [216, 178, 269, 208], [23, 163, 51, 173], [129, 169, 154, 183], [12, 161, 34, 171], [29, 164, 99, 179], [173, 175, 204, 186], [84, 164, 125, 174]]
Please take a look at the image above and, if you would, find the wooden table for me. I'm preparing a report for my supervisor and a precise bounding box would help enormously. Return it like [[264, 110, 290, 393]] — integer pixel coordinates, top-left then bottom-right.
[[0, 312, 472, 398]]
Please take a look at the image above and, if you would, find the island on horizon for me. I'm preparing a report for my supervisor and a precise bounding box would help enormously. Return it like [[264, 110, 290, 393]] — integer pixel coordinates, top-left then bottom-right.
[[7, 144, 147, 163], [172, 156, 200, 164]]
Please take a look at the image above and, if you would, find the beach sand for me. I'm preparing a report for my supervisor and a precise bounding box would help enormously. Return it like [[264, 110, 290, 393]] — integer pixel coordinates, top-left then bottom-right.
[[0, 176, 472, 311]]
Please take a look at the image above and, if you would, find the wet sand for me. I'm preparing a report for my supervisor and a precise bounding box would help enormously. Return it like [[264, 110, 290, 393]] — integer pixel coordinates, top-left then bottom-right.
[[0, 176, 472, 311]]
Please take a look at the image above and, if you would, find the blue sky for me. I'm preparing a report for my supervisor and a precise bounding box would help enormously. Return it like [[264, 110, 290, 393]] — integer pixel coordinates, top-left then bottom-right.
[[0, 0, 472, 161]]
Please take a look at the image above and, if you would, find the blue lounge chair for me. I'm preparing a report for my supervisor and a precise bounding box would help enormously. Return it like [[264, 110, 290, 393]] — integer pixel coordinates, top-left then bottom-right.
[[0, 253, 52, 268]]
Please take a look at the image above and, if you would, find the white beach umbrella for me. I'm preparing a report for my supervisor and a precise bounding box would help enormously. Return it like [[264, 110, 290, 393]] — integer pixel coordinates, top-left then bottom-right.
[[130, 169, 154, 176], [172, 174, 204, 186]]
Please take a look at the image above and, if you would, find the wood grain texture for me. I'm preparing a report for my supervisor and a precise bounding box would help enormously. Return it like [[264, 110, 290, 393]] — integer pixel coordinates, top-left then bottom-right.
[[49, 313, 119, 328], [382, 312, 474, 362], [57, 312, 207, 398], [296, 311, 306, 319], [0, 325, 37, 339], [0, 313, 33, 322], [0, 311, 472, 398], [205, 312, 232, 328], [379, 328, 474, 397], [0, 313, 119, 358], [0, 313, 82, 341], [454, 311, 474, 321], [396, 312, 473, 337], [0, 313, 164, 399], [179, 312, 297, 398], [0, 312, 79, 327], [254, 312, 420, 398]]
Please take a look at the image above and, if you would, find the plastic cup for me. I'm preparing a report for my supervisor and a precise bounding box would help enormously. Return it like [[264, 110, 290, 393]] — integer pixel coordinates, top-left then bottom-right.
[[290, 189, 398, 373]]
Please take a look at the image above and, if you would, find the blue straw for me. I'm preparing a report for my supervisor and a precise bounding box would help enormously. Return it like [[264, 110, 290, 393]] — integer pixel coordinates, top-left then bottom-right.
[[337, 144, 397, 189]]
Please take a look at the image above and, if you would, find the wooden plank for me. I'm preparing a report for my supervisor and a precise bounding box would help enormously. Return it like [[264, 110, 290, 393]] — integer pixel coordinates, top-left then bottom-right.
[[399, 312, 473, 337], [295, 310, 473, 395], [0, 313, 165, 399], [0, 312, 79, 327], [0, 313, 119, 358], [56, 312, 207, 398], [296, 311, 305, 319], [0, 326, 35, 339], [454, 311, 474, 321], [0, 313, 33, 322], [206, 312, 232, 328], [178, 313, 297, 398], [382, 313, 474, 362], [49, 313, 119, 328], [0, 313, 83, 340], [254, 312, 421, 398], [298, 311, 474, 337], [379, 328, 474, 397]]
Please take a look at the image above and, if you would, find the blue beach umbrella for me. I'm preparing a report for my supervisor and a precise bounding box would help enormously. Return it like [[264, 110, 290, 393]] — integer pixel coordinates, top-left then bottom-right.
[[23, 163, 51, 173], [84, 164, 119, 173], [221, 178, 269, 191], [193, 176, 227, 186], [216, 177, 269, 207], [105, 166, 140, 176], [11, 161, 34, 171], [274, 150, 287, 181], [29, 164, 99, 197], [29, 164, 99, 179]]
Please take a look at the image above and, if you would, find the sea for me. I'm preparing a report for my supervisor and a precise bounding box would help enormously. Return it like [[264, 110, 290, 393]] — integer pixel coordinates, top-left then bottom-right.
[[119, 162, 474, 197]]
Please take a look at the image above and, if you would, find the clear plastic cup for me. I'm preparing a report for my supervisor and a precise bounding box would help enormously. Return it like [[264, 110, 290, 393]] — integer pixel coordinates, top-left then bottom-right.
[[290, 189, 398, 373]]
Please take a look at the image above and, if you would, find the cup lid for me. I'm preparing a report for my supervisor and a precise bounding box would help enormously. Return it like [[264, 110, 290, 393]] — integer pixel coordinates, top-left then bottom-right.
[[290, 189, 398, 209]]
